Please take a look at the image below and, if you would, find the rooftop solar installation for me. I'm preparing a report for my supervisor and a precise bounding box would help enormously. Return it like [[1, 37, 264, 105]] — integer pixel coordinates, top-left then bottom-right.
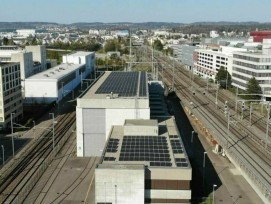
[[95, 72, 147, 97], [119, 136, 171, 164], [170, 139, 184, 154], [105, 138, 119, 153]]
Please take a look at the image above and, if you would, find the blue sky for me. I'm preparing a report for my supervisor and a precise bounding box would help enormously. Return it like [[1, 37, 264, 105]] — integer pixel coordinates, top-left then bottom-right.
[[0, 0, 270, 23]]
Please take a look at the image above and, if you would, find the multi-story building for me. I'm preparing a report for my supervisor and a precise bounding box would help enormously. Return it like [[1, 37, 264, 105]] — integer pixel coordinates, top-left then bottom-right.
[[232, 39, 271, 99], [193, 46, 247, 79], [0, 62, 23, 129]]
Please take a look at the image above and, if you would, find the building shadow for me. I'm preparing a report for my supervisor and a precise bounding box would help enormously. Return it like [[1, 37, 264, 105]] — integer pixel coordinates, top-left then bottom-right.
[[166, 93, 222, 204]]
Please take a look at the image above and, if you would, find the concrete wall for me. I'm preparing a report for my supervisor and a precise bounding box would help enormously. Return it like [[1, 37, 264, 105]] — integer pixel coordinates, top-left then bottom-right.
[[95, 167, 145, 204], [145, 189, 191, 200], [24, 80, 58, 103], [11, 52, 33, 79], [25, 45, 46, 71], [76, 107, 150, 157]]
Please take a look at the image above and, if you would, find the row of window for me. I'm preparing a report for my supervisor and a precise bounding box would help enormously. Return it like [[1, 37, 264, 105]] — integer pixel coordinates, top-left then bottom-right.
[[233, 54, 260, 62], [233, 60, 270, 70], [1, 65, 20, 75], [233, 66, 271, 77]]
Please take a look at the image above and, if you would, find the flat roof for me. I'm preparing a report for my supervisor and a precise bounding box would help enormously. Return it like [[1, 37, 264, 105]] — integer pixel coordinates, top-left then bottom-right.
[[80, 71, 148, 99], [68, 51, 94, 57], [26, 63, 84, 81], [124, 119, 157, 126], [100, 117, 191, 169]]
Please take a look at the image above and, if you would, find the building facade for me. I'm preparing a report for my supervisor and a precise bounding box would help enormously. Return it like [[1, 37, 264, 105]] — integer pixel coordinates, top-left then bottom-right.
[[0, 62, 23, 129], [232, 39, 271, 98]]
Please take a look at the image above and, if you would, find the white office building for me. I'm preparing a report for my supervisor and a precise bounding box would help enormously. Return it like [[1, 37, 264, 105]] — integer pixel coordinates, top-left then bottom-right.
[[193, 46, 247, 80], [232, 39, 271, 98], [76, 71, 150, 157], [0, 62, 23, 129]]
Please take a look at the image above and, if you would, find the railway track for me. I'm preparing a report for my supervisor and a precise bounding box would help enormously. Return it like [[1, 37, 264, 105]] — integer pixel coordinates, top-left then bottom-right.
[[158, 55, 271, 202], [0, 111, 76, 203], [157, 55, 271, 152]]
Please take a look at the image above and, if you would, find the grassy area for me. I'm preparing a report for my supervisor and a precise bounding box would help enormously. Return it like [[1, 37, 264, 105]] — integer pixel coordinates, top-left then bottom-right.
[[201, 195, 213, 204]]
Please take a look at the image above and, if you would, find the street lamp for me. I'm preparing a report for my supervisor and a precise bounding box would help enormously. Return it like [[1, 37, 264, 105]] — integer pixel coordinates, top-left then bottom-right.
[[1, 145, 4, 165], [49, 113, 55, 155], [11, 113, 15, 157], [115, 184, 117, 204], [266, 104, 270, 149], [213, 184, 217, 204]]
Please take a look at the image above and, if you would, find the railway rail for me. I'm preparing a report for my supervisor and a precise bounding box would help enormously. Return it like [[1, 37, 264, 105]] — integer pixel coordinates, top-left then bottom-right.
[[158, 55, 271, 203], [0, 111, 76, 203]]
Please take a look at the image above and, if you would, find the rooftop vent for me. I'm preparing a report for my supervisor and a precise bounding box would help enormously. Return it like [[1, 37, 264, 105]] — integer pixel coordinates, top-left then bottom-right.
[[50, 71, 55, 74], [43, 74, 49, 77]]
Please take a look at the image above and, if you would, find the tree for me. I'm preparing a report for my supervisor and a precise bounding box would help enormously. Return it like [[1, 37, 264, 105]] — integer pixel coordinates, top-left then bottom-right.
[[246, 77, 262, 100], [104, 40, 120, 52], [3, 37, 8, 45], [215, 66, 231, 89], [153, 39, 163, 51]]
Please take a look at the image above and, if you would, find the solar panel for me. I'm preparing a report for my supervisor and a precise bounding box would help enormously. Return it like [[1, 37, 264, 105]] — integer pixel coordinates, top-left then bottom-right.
[[170, 139, 184, 154], [175, 158, 188, 167], [104, 157, 116, 161], [95, 72, 138, 97], [105, 138, 119, 153], [139, 72, 147, 97], [119, 136, 171, 165]]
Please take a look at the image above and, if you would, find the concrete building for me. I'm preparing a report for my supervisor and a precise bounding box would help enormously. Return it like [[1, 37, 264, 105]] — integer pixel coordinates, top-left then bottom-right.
[[62, 51, 95, 72], [232, 39, 271, 98], [95, 117, 192, 204], [24, 63, 91, 104], [76, 71, 150, 157], [0, 62, 23, 129], [25, 45, 47, 72]]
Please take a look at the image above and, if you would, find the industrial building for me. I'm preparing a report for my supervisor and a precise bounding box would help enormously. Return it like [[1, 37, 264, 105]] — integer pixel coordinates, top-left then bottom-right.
[[24, 63, 89, 104], [24, 51, 95, 104], [76, 71, 150, 157], [0, 62, 23, 129], [95, 117, 192, 204]]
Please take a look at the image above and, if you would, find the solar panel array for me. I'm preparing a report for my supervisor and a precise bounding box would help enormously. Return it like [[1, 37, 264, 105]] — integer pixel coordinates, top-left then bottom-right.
[[105, 138, 119, 153], [170, 139, 184, 154], [95, 72, 147, 97], [139, 72, 147, 97], [104, 157, 116, 161], [175, 158, 188, 167], [119, 136, 171, 165]]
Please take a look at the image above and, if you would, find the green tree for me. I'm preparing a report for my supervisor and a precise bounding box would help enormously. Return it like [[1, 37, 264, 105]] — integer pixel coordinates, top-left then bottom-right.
[[3, 37, 9, 45], [104, 40, 120, 52], [215, 66, 231, 89], [153, 39, 163, 51], [246, 77, 262, 100]]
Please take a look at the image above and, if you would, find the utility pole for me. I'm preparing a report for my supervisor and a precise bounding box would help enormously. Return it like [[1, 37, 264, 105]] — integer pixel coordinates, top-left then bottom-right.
[[266, 104, 270, 149], [235, 87, 238, 113], [215, 81, 219, 108], [172, 59, 175, 91], [11, 113, 15, 157]]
